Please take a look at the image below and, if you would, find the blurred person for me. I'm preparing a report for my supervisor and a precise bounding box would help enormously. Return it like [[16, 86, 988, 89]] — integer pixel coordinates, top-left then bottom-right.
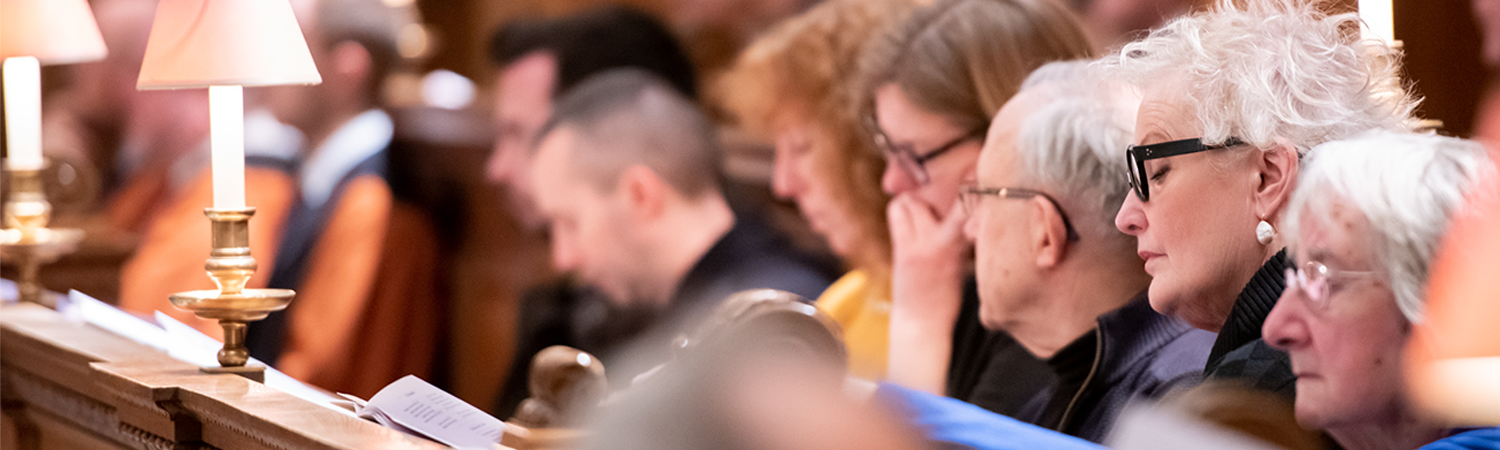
[[1104, 0, 1416, 394], [578, 290, 935, 450], [1404, 2, 1500, 441], [40, 0, 145, 201], [244, 0, 441, 397], [528, 69, 833, 385], [1068, 0, 1196, 53], [1262, 130, 1491, 449], [858, 0, 1092, 415], [714, 0, 918, 380], [486, 5, 697, 231], [961, 60, 1213, 441], [483, 6, 705, 417]]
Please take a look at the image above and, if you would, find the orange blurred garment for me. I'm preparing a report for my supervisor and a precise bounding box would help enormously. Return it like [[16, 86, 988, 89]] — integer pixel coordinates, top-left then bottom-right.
[[116, 166, 296, 338], [271, 175, 441, 397], [1406, 87, 1500, 423], [243, 110, 442, 398]]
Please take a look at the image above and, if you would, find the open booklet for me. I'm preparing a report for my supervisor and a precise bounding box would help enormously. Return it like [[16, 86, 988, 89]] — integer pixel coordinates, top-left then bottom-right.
[[332, 375, 506, 450]]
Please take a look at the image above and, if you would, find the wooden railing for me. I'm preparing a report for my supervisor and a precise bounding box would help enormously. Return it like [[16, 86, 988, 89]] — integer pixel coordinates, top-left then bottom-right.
[[0, 302, 450, 450]]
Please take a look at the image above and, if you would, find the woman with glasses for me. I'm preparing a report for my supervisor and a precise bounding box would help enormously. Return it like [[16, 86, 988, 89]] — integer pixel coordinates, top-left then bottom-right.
[[857, 0, 1092, 415], [1104, 0, 1416, 393], [715, 0, 917, 380], [1261, 130, 1491, 450]]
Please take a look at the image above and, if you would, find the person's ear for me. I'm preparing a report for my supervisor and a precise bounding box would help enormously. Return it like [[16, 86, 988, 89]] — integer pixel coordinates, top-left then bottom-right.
[[1031, 196, 1070, 269], [619, 165, 666, 219], [1252, 141, 1300, 222]]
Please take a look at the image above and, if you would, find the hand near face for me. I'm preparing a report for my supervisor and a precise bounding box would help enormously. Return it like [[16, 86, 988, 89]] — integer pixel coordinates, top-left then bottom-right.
[[889, 194, 971, 317], [885, 194, 969, 394]]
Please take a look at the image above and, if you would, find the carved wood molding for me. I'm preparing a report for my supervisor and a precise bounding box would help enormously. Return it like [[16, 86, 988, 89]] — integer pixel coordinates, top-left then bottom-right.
[[118, 420, 174, 450]]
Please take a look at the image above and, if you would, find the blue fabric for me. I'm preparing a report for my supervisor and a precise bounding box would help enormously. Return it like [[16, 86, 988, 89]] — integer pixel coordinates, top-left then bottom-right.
[[876, 383, 1105, 450], [1422, 427, 1500, 450]]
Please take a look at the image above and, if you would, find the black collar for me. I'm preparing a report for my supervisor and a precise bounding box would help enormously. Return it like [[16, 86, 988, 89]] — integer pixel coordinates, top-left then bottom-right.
[[1206, 249, 1289, 371]]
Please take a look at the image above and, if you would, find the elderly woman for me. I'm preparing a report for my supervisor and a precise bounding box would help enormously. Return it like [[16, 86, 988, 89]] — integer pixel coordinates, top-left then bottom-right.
[[859, 0, 1092, 414], [1262, 130, 1491, 450], [715, 0, 916, 380], [1104, 0, 1417, 391]]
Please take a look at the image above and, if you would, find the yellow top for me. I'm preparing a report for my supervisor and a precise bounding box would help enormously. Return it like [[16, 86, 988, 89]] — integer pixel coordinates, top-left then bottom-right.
[[817, 270, 891, 380]]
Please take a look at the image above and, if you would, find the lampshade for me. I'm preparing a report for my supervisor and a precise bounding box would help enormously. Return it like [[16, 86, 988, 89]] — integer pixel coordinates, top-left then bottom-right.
[[137, 0, 321, 90], [0, 0, 108, 64]]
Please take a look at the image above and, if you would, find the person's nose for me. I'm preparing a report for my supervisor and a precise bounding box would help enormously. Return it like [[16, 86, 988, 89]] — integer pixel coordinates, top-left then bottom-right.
[[1263, 278, 1311, 351], [486, 144, 511, 185], [882, 160, 914, 195], [1115, 193, 1147, 236], [549, 231, 581, 273], [770, 146, 802, 200]]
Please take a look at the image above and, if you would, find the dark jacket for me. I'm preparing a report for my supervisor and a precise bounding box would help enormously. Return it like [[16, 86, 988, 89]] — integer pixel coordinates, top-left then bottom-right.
[[947, 277, 1057, 417], [1203, 249, 1296, 396], [1026, 293, 1216, 442], [491, 214, 835, 417]]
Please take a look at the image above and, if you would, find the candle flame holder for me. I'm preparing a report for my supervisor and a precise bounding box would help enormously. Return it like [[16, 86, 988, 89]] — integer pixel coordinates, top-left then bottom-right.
[[1, 166, 85, 308], [168, 208, 294, 382]]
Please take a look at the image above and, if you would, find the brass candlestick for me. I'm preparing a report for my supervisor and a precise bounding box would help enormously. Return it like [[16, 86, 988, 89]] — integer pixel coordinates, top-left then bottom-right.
[[168, 208, 294, 382], [0, 166, 85, 307]]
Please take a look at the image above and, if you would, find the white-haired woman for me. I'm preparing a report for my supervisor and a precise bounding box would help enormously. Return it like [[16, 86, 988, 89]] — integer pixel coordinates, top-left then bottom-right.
[[1262, 130, 1491, 450], [1104, 0, 1417, 391]]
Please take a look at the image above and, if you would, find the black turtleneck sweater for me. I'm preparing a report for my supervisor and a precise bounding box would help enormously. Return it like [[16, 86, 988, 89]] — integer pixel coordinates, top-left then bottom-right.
[[1203, 249, 1297, 396], [1032, 329, 1099, 430]]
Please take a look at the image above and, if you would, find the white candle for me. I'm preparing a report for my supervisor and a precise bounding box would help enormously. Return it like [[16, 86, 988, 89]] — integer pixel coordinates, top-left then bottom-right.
[[209, 85, 246, 210], [1359, 0, 1395, 44], [4, 57, 44, 171]]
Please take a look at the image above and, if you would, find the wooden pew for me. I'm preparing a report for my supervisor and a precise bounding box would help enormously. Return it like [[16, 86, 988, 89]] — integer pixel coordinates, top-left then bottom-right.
[[0, 302, 451, 450]]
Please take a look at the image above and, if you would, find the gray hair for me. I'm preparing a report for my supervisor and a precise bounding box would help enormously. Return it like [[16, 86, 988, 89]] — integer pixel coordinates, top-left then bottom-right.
[[1014, 60, 1138, 241], [1282, 130, 1493, 323], [535, 68, 723, 197], [1102, 0, 1418, 152]]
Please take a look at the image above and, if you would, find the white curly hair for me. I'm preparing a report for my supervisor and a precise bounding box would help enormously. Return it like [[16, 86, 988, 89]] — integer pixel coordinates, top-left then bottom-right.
[[1102, 0, 1419, 152], [1283, 130, 1493, 323]]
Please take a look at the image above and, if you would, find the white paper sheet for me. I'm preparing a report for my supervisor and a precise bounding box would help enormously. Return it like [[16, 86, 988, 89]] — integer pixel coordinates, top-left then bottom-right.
[[67, 290, 171, 351], [364, 375, 506, 449]]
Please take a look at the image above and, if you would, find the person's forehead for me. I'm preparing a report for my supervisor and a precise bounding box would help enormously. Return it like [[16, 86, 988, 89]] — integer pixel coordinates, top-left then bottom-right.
[[979, 91, 1046, 179], [1134, 80, 1198, 144], [499, 52, 559, 96], [531, 130, 579, 184], [1296, 201, 1369, 269]]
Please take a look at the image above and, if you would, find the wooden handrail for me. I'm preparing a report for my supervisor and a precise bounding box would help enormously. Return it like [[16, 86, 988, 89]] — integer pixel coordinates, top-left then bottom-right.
[[0, 302, 451, 450]]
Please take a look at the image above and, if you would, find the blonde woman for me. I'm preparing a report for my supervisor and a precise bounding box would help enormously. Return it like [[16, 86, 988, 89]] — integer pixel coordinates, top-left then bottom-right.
[[716, 0, 916, 379]]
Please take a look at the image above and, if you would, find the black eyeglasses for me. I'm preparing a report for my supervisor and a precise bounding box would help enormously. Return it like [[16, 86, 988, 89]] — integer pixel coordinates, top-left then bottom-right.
[[870, 118, 985, 186], [1125, 137, 1245, 201], [960, 184, 1080, 241]]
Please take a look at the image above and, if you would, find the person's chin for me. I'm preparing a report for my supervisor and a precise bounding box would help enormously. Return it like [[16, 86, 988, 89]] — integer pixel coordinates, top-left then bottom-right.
[[1292, 392, 1332, 430], [1146, 281, 1180, 316]]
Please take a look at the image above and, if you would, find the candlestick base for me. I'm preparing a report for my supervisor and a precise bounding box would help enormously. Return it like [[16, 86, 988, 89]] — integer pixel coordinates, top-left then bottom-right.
[[1, 166, 85, 307], [201, 363, 268, 383], [0, 228, 85, 307], [168, 208, 295, 376]]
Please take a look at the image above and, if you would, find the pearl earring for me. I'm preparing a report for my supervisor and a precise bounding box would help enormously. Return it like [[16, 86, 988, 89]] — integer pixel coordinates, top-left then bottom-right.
[[1256, 219, 1276, 245]]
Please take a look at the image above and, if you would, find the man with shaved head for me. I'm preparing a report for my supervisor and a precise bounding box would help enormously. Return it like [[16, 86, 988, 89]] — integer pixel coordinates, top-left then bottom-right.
[[526, 68, 832, 372]]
